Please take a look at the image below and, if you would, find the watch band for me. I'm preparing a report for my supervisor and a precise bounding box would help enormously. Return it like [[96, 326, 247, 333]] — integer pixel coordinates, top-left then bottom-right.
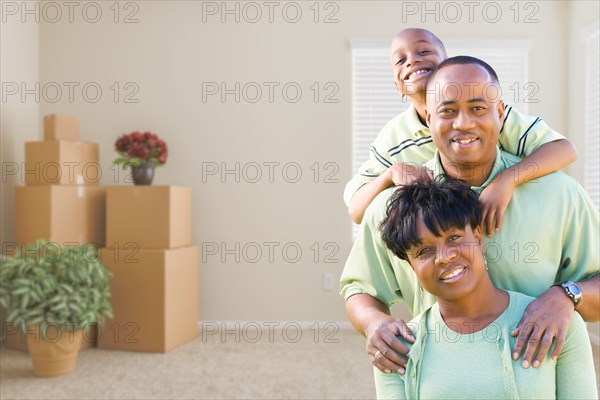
[[552, 281, 582, 309]]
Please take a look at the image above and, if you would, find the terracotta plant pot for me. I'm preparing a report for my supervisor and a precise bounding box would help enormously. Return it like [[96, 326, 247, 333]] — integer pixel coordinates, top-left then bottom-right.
[[26, 325, 83, 377]]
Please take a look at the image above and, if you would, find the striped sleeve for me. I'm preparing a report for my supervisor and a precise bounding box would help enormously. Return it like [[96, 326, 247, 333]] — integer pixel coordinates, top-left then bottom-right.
[[498, 105, 566, 158], [343, 124, 398, 207]]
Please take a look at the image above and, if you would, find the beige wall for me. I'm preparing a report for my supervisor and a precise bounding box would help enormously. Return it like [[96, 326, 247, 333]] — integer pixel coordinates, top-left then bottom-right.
[[0, 7, 40, 246], [0, 4, 40, 327], [1, 1, 594, 322]]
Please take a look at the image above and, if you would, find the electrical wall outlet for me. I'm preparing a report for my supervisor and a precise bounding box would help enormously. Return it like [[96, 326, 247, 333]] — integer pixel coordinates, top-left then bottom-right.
[[323, 273, 334, 290]]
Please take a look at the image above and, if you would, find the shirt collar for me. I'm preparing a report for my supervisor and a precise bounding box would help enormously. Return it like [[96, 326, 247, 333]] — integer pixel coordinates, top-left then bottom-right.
[[406, 104, 430, 137], [424, 147, 506, 194]]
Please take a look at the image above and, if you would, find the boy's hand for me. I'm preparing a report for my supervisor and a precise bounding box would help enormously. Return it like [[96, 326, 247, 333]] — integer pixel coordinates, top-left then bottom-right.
[[387, 163, 433, 187], [479, 172, 517, 237]]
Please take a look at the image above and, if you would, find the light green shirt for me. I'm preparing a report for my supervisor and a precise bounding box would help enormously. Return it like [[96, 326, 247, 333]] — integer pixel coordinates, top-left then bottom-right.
[[340, 148, 600, 316], [374, 291, 598, 400], [343, 104, 566, 206]]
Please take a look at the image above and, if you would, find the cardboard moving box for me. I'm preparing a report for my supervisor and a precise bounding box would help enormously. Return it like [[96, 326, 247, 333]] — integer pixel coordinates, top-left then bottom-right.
[[106, 186, 191, 249], [14, 185, 106, 247], [97, 246, 199, 352], [25, 141, 99, 185], [43, 114, 79, 141]]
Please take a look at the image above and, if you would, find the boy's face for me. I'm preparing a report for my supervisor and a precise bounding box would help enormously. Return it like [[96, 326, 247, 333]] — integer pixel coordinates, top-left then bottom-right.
[[390, 29, 447, 98], [407, 217, 485, 301]]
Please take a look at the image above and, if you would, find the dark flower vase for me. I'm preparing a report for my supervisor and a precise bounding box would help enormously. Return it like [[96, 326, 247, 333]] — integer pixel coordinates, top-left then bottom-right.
[[131, 165, 155, 185]]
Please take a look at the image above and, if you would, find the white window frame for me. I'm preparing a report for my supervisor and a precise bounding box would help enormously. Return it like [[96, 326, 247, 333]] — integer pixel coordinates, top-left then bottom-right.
[[582, 26, 599, 209]]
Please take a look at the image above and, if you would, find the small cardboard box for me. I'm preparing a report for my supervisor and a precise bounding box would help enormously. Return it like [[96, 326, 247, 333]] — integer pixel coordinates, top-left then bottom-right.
[[25, 141, 99, 185], [43, 114, 79, 141], [106, 186, 191, 249], [97, 246, 199, 352], [14, 185, 106, 247]]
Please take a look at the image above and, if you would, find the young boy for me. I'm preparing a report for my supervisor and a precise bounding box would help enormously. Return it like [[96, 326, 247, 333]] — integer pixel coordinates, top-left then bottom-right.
[[345, 28, 577, 237]]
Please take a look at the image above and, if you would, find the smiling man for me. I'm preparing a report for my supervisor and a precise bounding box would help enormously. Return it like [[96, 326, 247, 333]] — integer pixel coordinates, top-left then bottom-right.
[[341, 56, 600, 378], [425, 59, 503, 183]]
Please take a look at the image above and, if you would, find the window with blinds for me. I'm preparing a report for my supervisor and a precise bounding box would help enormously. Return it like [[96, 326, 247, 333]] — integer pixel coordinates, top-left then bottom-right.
[[584, 30, 599, 209], [351, 39, 530, 232]]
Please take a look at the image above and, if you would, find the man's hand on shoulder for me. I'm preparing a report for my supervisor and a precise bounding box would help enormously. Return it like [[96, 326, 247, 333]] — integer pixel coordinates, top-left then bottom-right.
[[511, 286, 574, 368], [365, 315, 415, 375]]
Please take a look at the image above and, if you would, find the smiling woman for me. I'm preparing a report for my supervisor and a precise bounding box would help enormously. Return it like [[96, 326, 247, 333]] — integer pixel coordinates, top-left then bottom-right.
[[375, 177, 598, 400]]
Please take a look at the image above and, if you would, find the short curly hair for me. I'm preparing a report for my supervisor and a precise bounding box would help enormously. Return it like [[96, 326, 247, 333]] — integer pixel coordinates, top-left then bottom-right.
[[379, 177, 482, 262], [425, 55, 500, 92]]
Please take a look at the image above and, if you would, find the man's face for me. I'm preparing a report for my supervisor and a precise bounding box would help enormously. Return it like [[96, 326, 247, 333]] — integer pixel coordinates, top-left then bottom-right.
[[390, 29, 447, 97], [425, 64, 505, 170]]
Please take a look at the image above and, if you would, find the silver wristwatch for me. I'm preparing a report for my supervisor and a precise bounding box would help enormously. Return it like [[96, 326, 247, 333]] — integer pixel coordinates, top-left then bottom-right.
[[553, 281, 582, 309]]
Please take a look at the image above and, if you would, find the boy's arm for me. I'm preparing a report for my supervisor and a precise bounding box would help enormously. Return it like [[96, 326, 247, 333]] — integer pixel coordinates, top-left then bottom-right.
[[348, 164, 433, 224], [480, 139, 577, 236]]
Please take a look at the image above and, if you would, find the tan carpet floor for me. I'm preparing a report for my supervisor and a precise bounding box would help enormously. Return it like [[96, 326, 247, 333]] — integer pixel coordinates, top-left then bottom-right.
[[1, 328, 376, 400], [1, 329, 599, 400]]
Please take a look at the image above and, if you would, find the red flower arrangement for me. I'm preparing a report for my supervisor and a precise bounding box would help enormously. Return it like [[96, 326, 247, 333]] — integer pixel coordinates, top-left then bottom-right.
[[113, 131, 168, 168]]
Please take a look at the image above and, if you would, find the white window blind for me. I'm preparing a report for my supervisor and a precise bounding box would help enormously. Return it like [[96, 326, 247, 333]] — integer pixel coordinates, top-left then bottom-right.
[[584, 30, 600, 209], [352, 41, 409, 175], [351, 39, 530, 233]]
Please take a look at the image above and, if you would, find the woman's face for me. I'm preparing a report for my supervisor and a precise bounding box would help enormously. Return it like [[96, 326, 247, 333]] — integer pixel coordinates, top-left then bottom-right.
[[407, 217, 486, 301]]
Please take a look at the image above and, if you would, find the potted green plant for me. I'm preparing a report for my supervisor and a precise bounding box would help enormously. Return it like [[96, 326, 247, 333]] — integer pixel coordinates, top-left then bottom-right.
[[113, 131, 168, 185], [0, 240, 113, 377]]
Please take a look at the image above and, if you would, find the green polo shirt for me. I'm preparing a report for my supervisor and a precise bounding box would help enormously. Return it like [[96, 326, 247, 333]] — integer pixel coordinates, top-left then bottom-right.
[[340, 148, 600, 316], [343, 104, 566, 206]]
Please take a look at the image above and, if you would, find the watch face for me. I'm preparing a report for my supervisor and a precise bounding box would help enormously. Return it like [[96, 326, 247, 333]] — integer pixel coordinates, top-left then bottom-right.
[[568, 283, 582, 295]]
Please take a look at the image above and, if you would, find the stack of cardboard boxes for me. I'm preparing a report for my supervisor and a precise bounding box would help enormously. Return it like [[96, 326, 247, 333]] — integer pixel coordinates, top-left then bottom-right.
[[3, 116, 198, 354], [5, 115, 104, 351], [98, 186, 199, 352]]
